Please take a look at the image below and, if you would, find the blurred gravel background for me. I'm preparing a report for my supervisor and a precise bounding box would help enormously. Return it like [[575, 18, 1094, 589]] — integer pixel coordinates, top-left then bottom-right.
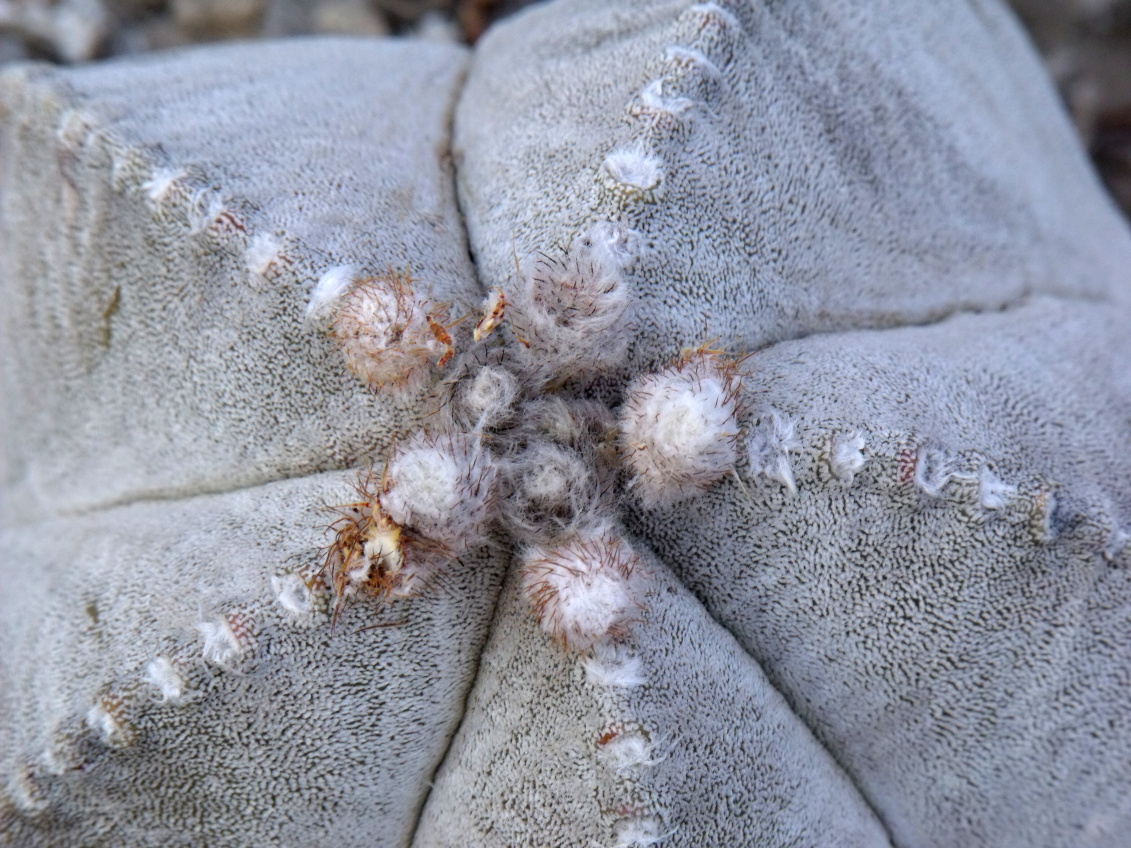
[[2, 0, 1130, 217], [1012, 0, 1131, 215]]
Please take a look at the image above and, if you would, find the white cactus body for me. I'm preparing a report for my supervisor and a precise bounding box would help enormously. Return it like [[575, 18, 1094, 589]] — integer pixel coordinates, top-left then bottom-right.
[[4, 1, 1131, 847]]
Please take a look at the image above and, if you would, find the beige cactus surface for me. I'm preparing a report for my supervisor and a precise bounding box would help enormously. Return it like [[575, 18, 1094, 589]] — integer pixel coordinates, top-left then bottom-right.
[[2, 1, 1130, 846]]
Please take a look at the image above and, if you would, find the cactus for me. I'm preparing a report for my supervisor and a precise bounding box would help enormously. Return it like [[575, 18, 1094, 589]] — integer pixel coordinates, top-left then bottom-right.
[[2, 1, 1131, 846]]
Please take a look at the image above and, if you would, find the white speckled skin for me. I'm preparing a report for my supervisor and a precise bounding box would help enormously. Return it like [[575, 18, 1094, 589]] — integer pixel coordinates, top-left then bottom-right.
[[456, 0, 1131, 370], [416, 547, 893, 847], [633, 298, 1131, 848], [441, 0, 1131, 844], [3, 0, 1131, 846], [0, 471, 506, 846], [0, 39, 512, 848], [0, 38, 480, 520]]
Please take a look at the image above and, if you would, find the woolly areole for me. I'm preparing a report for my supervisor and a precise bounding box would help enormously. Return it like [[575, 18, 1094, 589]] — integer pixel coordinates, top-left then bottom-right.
[[620, 353, 741, 506], [521, 531, 641, 651], [381, 432, 498, 552]]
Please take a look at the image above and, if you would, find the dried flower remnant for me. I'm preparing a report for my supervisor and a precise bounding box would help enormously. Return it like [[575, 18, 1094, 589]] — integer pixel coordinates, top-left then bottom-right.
[[331, 269, 454, 395], [322, 432, 501, 621], [313, 234, 642, 641], [474, 286, 507, 342], [321, 472, 409, 623]]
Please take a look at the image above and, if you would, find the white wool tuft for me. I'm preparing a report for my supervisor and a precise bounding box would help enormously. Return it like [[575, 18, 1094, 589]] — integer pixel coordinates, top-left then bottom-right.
[[145, 657, 188, 705], [197, 619, 240, 666], [5, 764, 49, 814], [747, 409, 801, 494], [978, 467, 1016, 510], [620, 354, 740, 506], [638, 79, 693, 115], [603, 144, 664, 194], [245, 233, 285, 281], [524, 395, 615, 448], [504, 442, 602, 540], [141, 167, 188, 208], [380, 431, 498, 551], [829, 431, 866, 482], [582, 653, 647, 688], [306, 264, 356, 322], [507, 230, 634, 386], [545, 553, 630, 638], [1104, 528, 1130, 562], [582, 221, 640, 269], [914, 447, 954, 497], [1031, 487, 1059, 543], [522, 449, 588, 503], [188, 190, 227, 236], [55, 109, 94, 149], [85, 696, 132, 749], [272, 573, 314, 616], [196, 615, 253, 667], [664, 44, 721, 78], [109, 149, 133, 192], [613, 815, 666, 848], [520, 531, 641, 651], [40, 741, 80, 777], [689, 2, 743, 33], [599, 730, 659, 775], [461, 365, 519, 431]]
